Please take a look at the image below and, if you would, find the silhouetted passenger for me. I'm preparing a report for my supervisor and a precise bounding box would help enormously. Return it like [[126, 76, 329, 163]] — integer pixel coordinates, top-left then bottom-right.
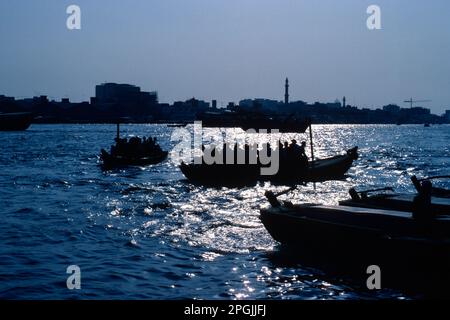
[[280, 141, 289, 163], [299, 141, 308, 166], [412, 180, 434, 222], [300, 141, 307, 157], [289, 140, 302, 157]]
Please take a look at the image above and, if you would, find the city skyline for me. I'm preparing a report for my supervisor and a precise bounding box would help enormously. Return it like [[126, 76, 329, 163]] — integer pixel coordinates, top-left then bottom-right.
[[1, 0, 450, 113]]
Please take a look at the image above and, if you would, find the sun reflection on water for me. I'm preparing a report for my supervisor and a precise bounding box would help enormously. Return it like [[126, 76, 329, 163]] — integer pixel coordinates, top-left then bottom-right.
[[2, 124, 448, 299]]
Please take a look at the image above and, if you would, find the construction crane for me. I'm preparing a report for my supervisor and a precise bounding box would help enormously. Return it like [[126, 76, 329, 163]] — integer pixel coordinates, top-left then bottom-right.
[[404, 98, 432, 108]]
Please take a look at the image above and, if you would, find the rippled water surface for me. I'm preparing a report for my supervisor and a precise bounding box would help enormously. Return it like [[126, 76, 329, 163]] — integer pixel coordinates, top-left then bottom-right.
[[0, 124, 449, 299]]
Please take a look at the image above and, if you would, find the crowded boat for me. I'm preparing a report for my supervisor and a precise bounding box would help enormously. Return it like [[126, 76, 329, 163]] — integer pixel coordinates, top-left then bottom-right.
[[180, 139, 358, 187], [100, 128, 168, 169]]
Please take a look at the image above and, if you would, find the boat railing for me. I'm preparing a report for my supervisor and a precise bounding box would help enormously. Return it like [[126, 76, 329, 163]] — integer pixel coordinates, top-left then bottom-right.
[[264, 186, 298, 207], [411, 175, 450, 193], [349, 187, 394, 201]]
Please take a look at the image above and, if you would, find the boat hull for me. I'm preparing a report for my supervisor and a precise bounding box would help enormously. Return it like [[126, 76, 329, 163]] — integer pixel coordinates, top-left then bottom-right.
[[180, 147, 358, 186], [0, 112, 33, 131], [100, 150, 168, 169], [260, 208, 450, 298], [260, 205, 450, 269]]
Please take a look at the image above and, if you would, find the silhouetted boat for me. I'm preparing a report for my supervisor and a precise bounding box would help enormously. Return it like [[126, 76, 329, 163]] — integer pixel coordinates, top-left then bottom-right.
[[180, 147, 358, 186], [100, 149, 168, 169], [100, 122, 168, 169], [424, 123, 431, 127], [198, 110, 311, 133], [261, 202, 450, 251], [261, 188, 450, 294], [260, 195, 450, 280], [0, 112, 33, 131]]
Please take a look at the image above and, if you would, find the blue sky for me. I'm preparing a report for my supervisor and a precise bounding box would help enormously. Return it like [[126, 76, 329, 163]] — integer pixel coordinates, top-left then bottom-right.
[[1, 0, 449, 113]]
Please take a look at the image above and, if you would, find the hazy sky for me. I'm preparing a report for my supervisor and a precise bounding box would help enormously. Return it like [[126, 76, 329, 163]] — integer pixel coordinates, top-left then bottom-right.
[[1, 0, 450, 113]]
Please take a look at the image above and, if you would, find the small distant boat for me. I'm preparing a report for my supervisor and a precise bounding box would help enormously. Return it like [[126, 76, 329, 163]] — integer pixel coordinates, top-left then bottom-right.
[[424, 123, 430, 127], [100, 149, 168, 169], [100, 122, 168, 169], [0, 112, 33, 131]]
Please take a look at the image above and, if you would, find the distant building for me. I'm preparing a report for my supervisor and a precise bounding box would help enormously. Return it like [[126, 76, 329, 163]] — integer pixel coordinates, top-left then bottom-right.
[[330, 100, 342, 108], [0, 95, 20, 113], [227, 102, 236, 109], [34, 96, 49, 104], [167, 97, 210, 121], [185, 97, 209, 109], [90, 97, 97, 105], [444, 110, 450, 121], [239, 99, 281, 112], [0, 95, 15, 103], [382, 104, 401, 113], [95, 83, 158, 105], [314, 101, 341, 109], [409, 107, 431, 115]]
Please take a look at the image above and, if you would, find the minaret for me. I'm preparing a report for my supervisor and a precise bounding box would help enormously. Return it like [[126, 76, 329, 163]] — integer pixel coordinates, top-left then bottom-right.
[[284, 78, 289, 105], [343, 96, 346, 107]]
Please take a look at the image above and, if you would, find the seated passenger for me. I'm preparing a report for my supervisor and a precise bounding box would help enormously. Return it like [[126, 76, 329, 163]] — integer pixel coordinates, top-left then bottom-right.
[[412, 180, 434, 222], [289, 140, 302, 156]]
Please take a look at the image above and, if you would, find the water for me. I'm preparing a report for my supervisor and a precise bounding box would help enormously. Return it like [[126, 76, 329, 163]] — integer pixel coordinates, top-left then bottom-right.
[[0, 124, 449, 300]]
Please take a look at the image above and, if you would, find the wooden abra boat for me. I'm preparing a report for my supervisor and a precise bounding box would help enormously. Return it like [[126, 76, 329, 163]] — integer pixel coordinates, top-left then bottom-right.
[[180, 147, 358, 187]]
